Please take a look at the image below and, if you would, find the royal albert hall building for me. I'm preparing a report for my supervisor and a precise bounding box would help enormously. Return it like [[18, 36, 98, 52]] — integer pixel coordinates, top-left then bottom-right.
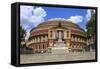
[[27, 18, 87, 53]]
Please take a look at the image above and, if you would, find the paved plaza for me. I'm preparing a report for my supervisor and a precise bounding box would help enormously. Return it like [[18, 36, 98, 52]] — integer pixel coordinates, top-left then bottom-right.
[[20, 52, 95, 64]]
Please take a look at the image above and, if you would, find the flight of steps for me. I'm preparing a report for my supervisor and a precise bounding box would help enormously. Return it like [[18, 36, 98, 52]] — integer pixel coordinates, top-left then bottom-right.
[[51, 41, 69, 54]]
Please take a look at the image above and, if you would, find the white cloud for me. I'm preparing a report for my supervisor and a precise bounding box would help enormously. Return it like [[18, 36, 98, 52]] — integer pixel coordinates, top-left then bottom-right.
[[68, 15, 83, 23], [86, 9, 96, 21], [93, 10, 95, 14], [34, 7, 47, 17], [86, 9, 91, 21], [20, 6, 47, 40], [20, 6, 34, 19], [29, 16, 45, 26], [84, 28, 87, 32], [20, 6, 46, 26]]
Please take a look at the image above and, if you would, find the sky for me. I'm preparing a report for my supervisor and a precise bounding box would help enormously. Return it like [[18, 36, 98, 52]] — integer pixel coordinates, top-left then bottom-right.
[[20, 5, 94, 40]]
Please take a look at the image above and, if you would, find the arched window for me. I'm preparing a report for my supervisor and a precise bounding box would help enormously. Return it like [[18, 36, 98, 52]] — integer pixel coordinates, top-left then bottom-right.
[[43, 44, 44, 49]]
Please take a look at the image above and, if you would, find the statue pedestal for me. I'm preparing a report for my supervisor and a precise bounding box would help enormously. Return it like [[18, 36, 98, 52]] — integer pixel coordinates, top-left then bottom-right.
[[54, 41, 65, 47], [51, 30, 69, 54], [51, 42, 69, 54]]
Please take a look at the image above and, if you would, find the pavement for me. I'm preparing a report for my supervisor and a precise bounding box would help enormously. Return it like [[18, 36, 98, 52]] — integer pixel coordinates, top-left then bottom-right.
[[20, 52, 95, 64]]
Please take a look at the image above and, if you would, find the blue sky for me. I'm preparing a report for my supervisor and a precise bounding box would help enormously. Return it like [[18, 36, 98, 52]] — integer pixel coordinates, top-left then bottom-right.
[[43, 7, 87, 29], [20, 5, 93, 39], [43, 7, 86, 19]]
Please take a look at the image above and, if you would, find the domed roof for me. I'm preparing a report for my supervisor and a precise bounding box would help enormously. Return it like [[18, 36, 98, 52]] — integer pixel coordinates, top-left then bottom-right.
[[30, 18, 84, 32]]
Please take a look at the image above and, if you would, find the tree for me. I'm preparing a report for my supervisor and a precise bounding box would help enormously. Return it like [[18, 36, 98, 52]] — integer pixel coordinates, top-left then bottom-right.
[[86, 10, 96, 51], [86, 11, 96, 37], [20, 26, 26, 41]]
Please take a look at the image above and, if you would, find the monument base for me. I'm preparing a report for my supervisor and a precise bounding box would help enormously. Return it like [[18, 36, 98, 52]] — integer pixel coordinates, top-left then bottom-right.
[[52, 41, 69, 54], [51, 47, 69, 54]]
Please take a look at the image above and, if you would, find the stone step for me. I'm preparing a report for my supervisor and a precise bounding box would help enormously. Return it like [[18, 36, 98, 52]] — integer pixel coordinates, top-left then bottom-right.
[[54, 43, 66, 47], [51, 47, 69, 54]]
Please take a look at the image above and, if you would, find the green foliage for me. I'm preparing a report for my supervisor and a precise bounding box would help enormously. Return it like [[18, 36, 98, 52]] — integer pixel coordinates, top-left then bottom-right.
[[86, 13, 96, 37], [20, 26, 26, 41]]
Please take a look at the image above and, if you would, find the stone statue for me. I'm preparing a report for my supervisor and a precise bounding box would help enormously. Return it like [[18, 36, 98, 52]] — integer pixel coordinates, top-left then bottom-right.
[[58, 31, 62, 42]]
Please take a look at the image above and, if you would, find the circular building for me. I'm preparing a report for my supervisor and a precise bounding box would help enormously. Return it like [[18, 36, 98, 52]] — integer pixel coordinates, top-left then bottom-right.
[[27, 18, 87, 53]]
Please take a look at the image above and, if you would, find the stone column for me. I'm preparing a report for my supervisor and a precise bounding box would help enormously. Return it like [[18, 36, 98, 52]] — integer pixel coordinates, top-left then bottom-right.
[[41, 36, 43, 42], [48, 30, 53, 39], [45, 36, 47, 41], [64, 30, 67, 39], [38, 37, 40, 42], [69, 30, 71, 39], [72, 36, 73, 41], [34, 38, 36, 43]]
